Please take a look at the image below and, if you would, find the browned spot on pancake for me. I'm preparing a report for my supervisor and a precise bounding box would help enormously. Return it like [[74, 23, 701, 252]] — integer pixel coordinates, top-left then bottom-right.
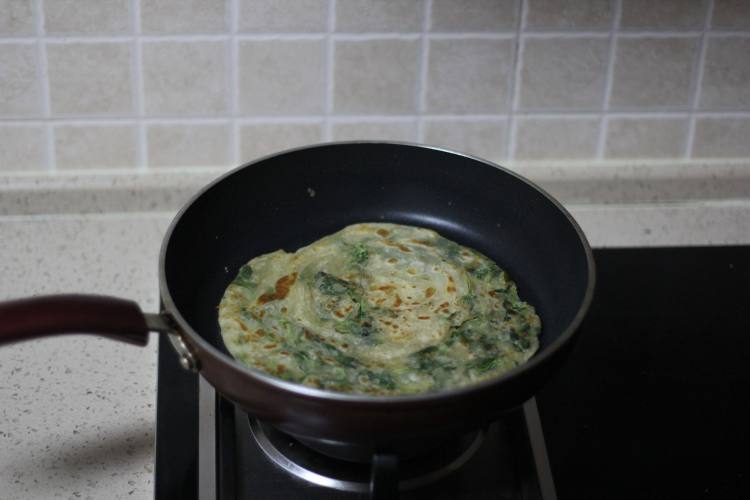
[[345, 305, 353, 312], [281, 307, 288, 313], [448, 275, 454, 283], [407, 268, 417, 275], [378, 285, 396, 292], [377, 228, 390, 237], [258, 310, 265, 318], [488, 291, 498, 297], [257, 272, 298, 304], [410, 239, 434, 246], [334, 310, 345, 318], [387, 257, 398, 264], [418, 316, 431, 320], [264, 343, 277, 349], [425, 287, 435, 298], [303, 329, 313, 340], [384, 240, 412, 253], [447, 286, 456, 293], [393, 295, 402, 308], [255, 329, 266, 337], [238, 322, 249, 332], [276, 364, 286, 374], [376, 298, 386, 305]]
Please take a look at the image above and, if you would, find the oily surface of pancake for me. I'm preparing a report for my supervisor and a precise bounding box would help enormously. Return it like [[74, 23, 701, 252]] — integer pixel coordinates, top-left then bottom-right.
[[218, 223, 541, 395]]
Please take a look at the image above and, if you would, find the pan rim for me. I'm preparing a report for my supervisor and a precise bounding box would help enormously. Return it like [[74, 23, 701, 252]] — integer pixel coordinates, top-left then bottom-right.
[[158, 140, 596, 405]]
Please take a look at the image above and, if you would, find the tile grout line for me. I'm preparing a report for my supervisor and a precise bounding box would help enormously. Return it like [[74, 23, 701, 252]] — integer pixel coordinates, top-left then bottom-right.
[[323, 0, 336, 141], [7, 110, 750, 127], [7, 30, 749, 45], [596, 0, 622, 160], [416, 0, 432, 142], [506, 0, 527, 161], [229, 0, 239, 164], [34, 0, 54, 171], [685, 0, 714, 160], [132, 0, 147, 171]]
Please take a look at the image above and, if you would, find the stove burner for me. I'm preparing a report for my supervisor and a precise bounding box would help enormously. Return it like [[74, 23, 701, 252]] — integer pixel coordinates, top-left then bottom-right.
[[155, 335, 557, 500], [249, 418, 485, 493]]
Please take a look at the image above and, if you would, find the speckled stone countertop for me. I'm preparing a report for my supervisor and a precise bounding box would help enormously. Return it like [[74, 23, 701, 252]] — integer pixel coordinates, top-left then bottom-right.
[[1, 167, 749, 499], [0, 214, 170, 500]]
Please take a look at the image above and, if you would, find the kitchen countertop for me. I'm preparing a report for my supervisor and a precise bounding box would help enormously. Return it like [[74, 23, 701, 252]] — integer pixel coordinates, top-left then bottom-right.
[[0, 213, 170, 500], [1, 200, 749, 500]]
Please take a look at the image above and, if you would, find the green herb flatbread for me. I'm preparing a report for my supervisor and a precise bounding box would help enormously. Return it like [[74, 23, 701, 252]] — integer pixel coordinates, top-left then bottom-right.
[[219, 223, 540, 395]]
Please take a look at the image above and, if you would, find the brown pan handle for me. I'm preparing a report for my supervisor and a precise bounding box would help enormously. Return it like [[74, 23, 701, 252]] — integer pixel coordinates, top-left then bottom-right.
[[0, 294, 155, 346]]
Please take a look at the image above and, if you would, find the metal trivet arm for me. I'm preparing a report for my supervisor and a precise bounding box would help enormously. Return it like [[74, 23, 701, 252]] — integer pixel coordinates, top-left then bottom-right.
[[370, 453, 399, 500]]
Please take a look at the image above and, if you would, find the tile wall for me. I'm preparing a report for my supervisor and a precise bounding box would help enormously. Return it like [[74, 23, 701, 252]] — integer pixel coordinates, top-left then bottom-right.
[[0, 0, 749, 172]]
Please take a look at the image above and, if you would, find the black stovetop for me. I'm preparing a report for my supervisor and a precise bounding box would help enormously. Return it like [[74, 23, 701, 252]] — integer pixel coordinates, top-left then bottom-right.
[[155, 246, 750, 499]]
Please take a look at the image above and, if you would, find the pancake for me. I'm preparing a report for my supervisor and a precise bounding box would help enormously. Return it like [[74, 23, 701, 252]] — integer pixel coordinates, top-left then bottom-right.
[[218, 223, 541, 395]]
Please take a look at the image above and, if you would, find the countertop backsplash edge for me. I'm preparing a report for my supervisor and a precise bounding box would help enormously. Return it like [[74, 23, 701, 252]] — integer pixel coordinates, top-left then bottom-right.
[[1, 159, 749, 216]]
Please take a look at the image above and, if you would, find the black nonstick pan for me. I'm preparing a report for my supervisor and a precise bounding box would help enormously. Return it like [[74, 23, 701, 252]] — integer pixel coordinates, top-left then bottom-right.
[[0, 142, 595, 455]]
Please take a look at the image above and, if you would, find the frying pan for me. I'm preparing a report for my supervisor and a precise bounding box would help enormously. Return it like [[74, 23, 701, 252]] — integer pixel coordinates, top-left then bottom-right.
[[0, 142, 594, 454]]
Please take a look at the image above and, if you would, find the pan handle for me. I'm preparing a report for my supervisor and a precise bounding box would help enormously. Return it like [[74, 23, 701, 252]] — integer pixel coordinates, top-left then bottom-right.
[[0, 294, 160, 346]]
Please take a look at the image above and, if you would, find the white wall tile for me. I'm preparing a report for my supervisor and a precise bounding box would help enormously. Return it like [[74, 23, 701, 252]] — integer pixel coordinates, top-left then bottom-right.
[[0, 43, 40, 116], [519, 37, 609, 111], [605, 117, 688, 159], [238, 0, 328, 33], [514, 117, 600, 160], [0, 0, 34, 35], [0, 0, 749, 172], [424, 119, 507, 161], [239, 40, 325, 115], [620, 0, 706, 30], [336, 0, 424, 33], [55, 125, 137, 169], [525, 0, 613, 31], [431, 0, 517, 32], [44, 0, 130, 34], [334, 39, 420, 114], [0, 125, 45, 170], [700, 37, 750, 110], [692, 117, 750, 158], [141, 0, 226, 34], [143, 42, 228, 116], [712, 0, 750, 29], [47, 43, 133, 116], [331, 120, 418, 142], [147, 124, 230, 167], [426, 38, 514, 114], [609, 37, 700, 109], [239, 122, 323, 160]]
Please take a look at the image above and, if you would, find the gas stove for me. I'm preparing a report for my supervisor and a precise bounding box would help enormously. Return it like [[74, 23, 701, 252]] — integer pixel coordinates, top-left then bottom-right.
[[155, 246, 750, 499], [154, 335, 555, 500]]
